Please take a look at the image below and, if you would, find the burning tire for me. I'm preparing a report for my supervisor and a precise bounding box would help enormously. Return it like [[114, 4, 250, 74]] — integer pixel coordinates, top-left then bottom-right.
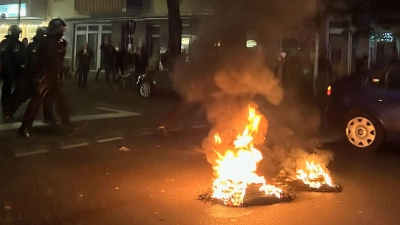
[[345, 111, 384, 151], [138, 80, 152, 98]]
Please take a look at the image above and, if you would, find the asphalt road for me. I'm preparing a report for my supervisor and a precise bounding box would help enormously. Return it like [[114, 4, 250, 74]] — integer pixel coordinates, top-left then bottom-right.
[[1, 78, 400, 225]]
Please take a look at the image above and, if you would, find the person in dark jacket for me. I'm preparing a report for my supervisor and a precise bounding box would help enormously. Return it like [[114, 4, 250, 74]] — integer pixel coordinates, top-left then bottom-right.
[[2, 27, 55, 124], [102, 40, 117, 86], [19, 18, 78, 138], [0, 24, 26, 121], [133, 46, 149, 75], [76, 42, 93, 89]]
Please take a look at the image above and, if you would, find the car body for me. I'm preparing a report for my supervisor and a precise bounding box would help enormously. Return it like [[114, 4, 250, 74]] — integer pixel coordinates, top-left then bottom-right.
[[134, 70, 177, 98], [325, 61, 400, 151]]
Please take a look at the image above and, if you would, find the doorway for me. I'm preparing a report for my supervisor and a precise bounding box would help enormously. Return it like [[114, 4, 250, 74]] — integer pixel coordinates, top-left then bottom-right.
[[74, 24, 112, 70]]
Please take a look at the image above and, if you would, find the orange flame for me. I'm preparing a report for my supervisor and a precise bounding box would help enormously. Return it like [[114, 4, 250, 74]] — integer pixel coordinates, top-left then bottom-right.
[[211, 106, 282, 206], [296, 161, 334, 188]]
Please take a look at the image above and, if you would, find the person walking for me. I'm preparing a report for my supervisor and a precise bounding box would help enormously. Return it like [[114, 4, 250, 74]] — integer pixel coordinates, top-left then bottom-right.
[[3, 27, 56, 124], [19, 18, 78, 138], [102, 40, 117, 87], [133, 46, 149, 75], [76, 42, 93, 89], [0, 25, 26, 122]]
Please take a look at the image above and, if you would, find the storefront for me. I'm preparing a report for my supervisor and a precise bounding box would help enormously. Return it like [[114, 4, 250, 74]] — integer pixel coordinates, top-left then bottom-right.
[[0, 3, 45, 41]]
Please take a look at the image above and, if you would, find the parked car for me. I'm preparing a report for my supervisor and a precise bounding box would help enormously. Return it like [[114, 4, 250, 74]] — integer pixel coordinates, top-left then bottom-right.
[[134, 70, 177, 98], [324, 61, 400, 151]]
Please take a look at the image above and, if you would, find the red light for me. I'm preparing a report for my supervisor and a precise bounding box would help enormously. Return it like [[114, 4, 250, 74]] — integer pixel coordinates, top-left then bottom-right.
[[327, 86, 332, 96]]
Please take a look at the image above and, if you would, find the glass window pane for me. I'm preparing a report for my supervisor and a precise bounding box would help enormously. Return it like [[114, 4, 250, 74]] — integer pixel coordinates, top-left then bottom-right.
[[77, 26, 87, 31], [75, 34, 86, 69], [89, 25, 99, 31], [102, 26, 111, 31], [88, 33, 98, 70]]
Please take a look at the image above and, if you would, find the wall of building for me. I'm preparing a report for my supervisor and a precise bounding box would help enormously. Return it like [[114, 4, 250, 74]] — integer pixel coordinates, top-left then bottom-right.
[[147, 0, 214, 16], [47, 0, 88, 22], [29, 0, 47, 18]]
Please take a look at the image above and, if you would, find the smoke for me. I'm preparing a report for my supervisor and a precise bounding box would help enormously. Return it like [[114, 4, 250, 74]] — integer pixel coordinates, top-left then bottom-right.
[[170, 0, 322, 166]]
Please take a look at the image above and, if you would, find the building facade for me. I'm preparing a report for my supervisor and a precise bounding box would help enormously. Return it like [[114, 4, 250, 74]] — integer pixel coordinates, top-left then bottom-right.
[[46, 0, 214, 71], [0, 0, 47, 40]]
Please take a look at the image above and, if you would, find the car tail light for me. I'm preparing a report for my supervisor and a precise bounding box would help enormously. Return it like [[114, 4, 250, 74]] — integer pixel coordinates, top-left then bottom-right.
[[326, 86, 332, 96]]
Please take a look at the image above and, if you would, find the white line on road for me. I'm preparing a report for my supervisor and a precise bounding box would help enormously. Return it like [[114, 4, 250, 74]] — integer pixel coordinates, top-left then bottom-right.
[[191, 125, 208, 129], [96, 137, 123, 143], [138, 131, 155, 135], [60, 143, 90, 149], [14, 146, 49, 157], [0, 107, 141, 132]]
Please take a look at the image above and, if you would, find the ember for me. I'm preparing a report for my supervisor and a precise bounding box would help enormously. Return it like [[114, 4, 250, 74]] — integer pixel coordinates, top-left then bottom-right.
[[210, 106, 290, 206]]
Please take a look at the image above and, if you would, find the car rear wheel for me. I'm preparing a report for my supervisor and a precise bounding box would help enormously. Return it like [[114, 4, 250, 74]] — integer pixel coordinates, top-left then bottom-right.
[[138, 81, 152, 98], [345, 112, 384, 151]]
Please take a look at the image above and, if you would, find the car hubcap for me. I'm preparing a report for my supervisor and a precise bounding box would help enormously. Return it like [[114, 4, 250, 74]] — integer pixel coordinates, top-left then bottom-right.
[[346, 117, 376, 148], [140, 83, 151, 97]]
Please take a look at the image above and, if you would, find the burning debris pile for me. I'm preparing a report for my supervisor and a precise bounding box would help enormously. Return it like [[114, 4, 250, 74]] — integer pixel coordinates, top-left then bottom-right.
[[274, 149, 342, 192], [198, 105, 294, 206], [197, 106, 341, 207]]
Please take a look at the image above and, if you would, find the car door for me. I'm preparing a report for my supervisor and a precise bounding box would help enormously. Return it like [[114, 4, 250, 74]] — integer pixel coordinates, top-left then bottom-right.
[[154, 70, 174, 92], [375, 63, 400, 136]]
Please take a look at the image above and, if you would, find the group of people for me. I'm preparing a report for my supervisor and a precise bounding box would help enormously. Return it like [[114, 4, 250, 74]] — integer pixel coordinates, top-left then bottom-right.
[[0, 19, 79, 138], [79, 39, 149, 89]]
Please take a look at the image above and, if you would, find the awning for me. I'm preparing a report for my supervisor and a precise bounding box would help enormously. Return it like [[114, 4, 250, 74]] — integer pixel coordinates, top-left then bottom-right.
[[74, 0, 124, 14]]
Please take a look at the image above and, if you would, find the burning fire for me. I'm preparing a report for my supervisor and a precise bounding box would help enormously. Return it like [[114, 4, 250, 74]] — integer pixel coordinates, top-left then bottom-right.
[[296, 160, 334, 188], [211, 106, 282, 206]]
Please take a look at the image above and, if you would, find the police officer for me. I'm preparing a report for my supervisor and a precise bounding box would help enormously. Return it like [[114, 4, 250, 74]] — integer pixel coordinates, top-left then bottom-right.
[[0, 25, 26, 121], [19, 19, 78, 138], [3, 27, 56, 123]]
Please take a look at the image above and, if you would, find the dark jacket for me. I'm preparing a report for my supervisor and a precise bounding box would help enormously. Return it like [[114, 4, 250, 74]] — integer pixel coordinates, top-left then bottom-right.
[[116, 48, 125, 65], [101, 44, 116, 65], [134, 52, 149, 74], [37, 33, 67, 87], [0, 35, 26, 80], [77, 48, 93, 68], [24, 35, 45, 82]]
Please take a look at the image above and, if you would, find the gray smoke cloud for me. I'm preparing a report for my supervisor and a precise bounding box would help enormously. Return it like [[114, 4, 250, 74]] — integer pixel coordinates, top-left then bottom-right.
[[170, 0, 324, 167]]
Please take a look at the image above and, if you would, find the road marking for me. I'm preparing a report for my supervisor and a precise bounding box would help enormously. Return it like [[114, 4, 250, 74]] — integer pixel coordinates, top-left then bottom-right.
[[138, 131, 155, 135], [0, 107, 141, 132], [192, 125, 208, 129], [14, 146, 49, 157], [60, 143, 90, 149], [96, 137, 123, 143]]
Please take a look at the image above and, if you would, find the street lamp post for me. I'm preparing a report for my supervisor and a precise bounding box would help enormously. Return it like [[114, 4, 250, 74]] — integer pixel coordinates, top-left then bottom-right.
[[17, 0, 22, 24]]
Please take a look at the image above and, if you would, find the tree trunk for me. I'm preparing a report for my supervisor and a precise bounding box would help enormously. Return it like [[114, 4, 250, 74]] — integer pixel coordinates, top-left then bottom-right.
[[167, 0, 182, 70]]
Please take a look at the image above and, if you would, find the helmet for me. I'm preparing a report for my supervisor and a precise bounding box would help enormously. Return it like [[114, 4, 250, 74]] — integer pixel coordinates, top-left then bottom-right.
[[35, 26, 47, 37], [8, 24, 22, 38], [47, 18, 67, 36]]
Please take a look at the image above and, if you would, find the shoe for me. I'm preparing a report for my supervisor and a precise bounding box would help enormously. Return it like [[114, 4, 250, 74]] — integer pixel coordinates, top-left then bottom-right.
[[18, 127, 33, 139]]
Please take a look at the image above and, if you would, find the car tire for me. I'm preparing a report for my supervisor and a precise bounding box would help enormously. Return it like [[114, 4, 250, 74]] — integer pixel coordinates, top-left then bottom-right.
[[344, 111, 384, 152], [138, 80, 152, 98]]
